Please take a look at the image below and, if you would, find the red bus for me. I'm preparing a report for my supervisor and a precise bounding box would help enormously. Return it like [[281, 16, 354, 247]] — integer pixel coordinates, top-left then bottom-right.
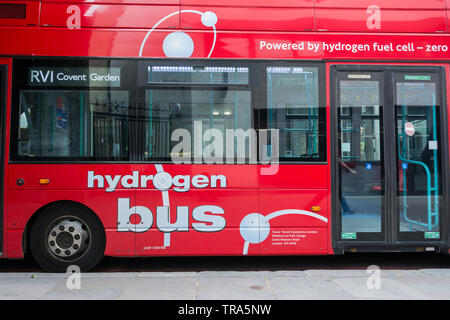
[[0, 0, 449, 272]]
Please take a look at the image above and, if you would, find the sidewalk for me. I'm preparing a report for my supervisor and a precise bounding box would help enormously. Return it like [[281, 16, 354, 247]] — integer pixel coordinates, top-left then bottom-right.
[[0, 269, 449, 299]]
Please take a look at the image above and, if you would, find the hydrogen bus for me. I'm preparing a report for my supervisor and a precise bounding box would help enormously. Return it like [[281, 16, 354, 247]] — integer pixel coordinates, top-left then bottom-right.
[[0, 0, 449, 272]]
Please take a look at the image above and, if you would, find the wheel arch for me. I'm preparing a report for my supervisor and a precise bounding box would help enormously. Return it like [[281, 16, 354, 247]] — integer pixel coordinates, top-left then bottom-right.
[[22, 200, 105, 257]]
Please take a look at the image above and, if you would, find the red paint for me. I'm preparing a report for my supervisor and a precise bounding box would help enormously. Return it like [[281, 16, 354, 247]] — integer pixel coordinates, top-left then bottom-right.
[[315, 0, 446, 9], [42, 0, 180, 4], [41, 3, 180, 29], [0, 29, 449, 60], [316, 8, 446, 33], [180, 6, 315, 31], [181, 0, 313, 7]]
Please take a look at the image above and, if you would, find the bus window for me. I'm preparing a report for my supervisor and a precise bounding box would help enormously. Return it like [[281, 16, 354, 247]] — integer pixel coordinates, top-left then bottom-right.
[[264, 66, 325, 161], [143, 89, 252, 162], [12, 59, 326, 163], [17, 90, 130, 160]]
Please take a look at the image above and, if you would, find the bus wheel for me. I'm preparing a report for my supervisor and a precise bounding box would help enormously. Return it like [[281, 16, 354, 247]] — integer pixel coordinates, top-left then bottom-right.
[[29, 204, 106, 272]]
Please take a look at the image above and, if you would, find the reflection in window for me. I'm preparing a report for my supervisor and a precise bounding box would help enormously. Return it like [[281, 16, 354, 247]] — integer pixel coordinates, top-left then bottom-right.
[[148, 66, 249, 85], [265, 66, 324, 160], [395, 81, 441, 232], [339, 81, 381, 162], [13, 60, 326, 163], [18, 90, 129, 159], [338, 79, 383, 234]]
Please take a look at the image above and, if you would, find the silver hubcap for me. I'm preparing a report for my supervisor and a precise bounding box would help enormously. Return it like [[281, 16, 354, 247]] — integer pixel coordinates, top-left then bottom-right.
[[47, 218, 90, 260]]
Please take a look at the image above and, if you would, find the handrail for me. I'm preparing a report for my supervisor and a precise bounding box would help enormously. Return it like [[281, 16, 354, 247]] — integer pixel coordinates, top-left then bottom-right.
[[398, 84, 439, 231], [397, 138, 438, 231]]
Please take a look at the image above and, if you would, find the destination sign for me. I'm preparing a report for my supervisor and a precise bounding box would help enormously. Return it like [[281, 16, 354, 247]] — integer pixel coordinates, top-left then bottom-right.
[[28, 67, 121, 87]]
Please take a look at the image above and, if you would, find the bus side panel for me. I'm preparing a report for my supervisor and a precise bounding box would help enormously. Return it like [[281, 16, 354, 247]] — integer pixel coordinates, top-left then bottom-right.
[[41, 3, 180, 29], [316, 8, 446, 33], [259, 228, 328, 255], [105, 229, 136, 257], [257, 165, 329, 255], [5, 188, 136, 258], [447, 0, 450, 35], [135, 189, 260, 256], [180, 6, 315, 31], [6, 189, 134, 229], [6, 164, 142, 191], [5, 230, 22, 258], [259, 189, 328, 255], [257, 164, 328, 189], [1, 30, 450, 60], [181, 0, 313, 6], [136, 228, 256, 256]]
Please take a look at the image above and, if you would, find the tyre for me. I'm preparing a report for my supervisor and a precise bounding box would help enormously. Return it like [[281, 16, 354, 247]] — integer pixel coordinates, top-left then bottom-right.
[[29, 203, 106, 272]]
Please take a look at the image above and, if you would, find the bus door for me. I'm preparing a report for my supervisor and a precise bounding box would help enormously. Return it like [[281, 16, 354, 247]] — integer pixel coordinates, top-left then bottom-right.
[[331, 65, 448, 250]]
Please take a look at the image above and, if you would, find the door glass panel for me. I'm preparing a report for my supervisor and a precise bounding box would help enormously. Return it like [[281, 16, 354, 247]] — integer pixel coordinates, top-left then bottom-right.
[[395, 74, 442, 236], [338, 78, 384, 235]]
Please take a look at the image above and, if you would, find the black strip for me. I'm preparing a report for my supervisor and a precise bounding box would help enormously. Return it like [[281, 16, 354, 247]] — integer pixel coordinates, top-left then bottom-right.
[[330, 65, 339, 251], [439, 69, 450, 251], [0, 65, 6, 254], [384, 70, 394, 244], [0, 4, 26, 19]]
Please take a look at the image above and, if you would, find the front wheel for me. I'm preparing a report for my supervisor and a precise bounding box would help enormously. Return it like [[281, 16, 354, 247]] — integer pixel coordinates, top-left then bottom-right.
[[29, 204, 106, 272]]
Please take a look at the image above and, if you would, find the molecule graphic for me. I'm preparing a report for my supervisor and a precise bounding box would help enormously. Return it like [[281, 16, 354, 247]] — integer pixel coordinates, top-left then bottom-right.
[[139, 10, 218, 58], [239, 210, 328, 255]]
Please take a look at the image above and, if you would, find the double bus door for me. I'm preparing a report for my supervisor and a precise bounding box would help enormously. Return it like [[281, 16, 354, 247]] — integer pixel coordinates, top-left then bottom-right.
[[331, 65, 448, 249]]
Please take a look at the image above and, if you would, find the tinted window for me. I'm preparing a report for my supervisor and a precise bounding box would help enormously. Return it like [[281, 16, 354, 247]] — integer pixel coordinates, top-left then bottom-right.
[[11, 59, 326, 163], [18, 90, 129, 159], [262, 66, 325, 161], [143, 89, 252, 162]]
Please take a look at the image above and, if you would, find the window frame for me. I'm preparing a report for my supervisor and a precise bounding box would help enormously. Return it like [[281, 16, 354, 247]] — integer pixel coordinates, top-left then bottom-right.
[[136, 59, 255, 163], [10, 57, 137, 162], [257, 61, 327, 163], [10, 57, 327, 164]]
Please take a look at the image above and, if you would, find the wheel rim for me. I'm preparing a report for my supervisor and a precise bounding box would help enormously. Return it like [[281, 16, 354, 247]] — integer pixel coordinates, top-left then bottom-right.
[[46, 216, 91, 261]]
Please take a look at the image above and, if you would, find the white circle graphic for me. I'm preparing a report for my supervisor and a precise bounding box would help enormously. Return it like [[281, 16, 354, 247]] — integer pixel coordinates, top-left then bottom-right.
[[153, 172, 173, 191], [239, 213, 270, 244], [139, 10, 217, 58], [201, 11, 218, 27], [162, 31, 194, 58]]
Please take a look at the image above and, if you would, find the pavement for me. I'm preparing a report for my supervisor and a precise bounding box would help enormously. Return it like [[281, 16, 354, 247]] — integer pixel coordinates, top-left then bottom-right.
[[0, 268, 450, 300]]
